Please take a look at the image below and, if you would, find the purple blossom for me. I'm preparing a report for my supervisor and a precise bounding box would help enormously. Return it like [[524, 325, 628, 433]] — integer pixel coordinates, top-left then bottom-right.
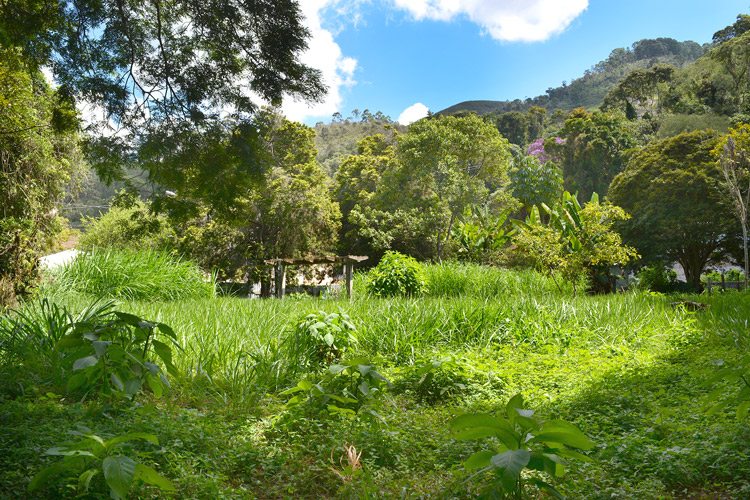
[[527, 137, 565, 164]]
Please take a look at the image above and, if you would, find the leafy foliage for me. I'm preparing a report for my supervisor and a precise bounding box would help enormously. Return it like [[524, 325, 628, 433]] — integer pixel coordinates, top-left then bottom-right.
[[0, 47, 85, 306], [365, 251, 428, 297], [282, 357, 391, 423], [451, 394, 594, 499], [609, 130, 736, 286], [54, 309, 180, 400], [79, 196, 175, 252], [285, 311, 358, 373], [513, 192, 638, 294], [28, 425, 174, 499], [49, 248, 215, 301], [452, 206, 516, 264]]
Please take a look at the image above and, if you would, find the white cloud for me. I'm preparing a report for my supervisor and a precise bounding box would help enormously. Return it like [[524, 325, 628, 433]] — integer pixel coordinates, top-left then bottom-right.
[[397, 103, 430, 125], [281, 0, 358, 122], [389, 0, 588, 42]]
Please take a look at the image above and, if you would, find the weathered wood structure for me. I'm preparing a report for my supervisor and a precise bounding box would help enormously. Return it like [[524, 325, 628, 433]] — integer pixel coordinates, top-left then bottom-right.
[[263, 256, 368, 299]]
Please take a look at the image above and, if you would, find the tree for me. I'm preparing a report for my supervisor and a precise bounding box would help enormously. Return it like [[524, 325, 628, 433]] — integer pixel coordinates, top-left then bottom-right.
[[0, 47, 86, 305], [549, 108, 636, 202], [601, 64, 676, 116], [392, 114, 513, 261], [716, 125, 750, 289], [609, 130, 736, 287], [1, 0, 325, 210], [333, 134, 398, 255], [174, 112, 340, 281], [509, 155, 563, 213]]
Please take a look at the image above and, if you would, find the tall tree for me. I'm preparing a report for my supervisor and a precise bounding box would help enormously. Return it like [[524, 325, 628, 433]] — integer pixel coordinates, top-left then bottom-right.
[[1, 0, 325, 207], [0, 47, 86, 305], [549, 108, 635, 202], [393, 114, 513, 261], [716, 125, 750, 289], [609, 130, 735, 287]]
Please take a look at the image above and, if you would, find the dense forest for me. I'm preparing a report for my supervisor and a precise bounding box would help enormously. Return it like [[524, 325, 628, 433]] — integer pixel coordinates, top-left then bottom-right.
[[3, 4, 750, 500]]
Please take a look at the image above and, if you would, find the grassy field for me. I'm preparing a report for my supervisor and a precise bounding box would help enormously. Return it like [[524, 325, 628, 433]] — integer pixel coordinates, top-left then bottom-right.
[[1, 261, 750, 499]]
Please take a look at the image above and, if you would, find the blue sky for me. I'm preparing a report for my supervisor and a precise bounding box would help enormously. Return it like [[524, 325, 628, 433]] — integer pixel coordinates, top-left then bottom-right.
[[281, 0, 750, 126]]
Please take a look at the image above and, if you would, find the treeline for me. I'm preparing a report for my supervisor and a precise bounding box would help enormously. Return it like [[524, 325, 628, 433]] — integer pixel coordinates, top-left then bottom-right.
[[5, 13, 750, 306]]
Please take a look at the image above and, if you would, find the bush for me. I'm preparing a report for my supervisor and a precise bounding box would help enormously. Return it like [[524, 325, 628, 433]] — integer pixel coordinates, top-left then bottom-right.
[[635, 264, 677, 292], [365, 251, 428, 297], [79, 198, 175, 251], [48, 248, 215, 301], [284, 311, 358, 373]]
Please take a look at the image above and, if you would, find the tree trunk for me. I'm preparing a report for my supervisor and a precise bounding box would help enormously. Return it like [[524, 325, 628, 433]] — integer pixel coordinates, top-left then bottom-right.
[[743, 221, 749, 291]]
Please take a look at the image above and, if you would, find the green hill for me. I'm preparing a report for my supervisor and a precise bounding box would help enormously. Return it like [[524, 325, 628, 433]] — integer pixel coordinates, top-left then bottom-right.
[[439, 38, 706, 116]]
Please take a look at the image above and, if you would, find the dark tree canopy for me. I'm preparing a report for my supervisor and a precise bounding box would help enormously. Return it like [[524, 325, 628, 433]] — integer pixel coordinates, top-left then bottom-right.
[[608, 130, 736, 286], [1, 0, 324, 127], [1, 0, 326, 202]]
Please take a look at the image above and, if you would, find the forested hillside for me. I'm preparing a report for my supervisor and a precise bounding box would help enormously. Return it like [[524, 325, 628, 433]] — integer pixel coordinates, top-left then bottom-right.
[[440, 37, 705, 115]]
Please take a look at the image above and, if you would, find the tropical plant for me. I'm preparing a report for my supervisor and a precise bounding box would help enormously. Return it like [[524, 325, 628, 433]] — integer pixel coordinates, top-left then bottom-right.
[[28, 425, 174, 499], [285, 311, 358, 373], [453, 207, 515, 263], [55, 310, 180, 400], [366, 251, 428, 297], [450, 394, 594, 499], [283, 357, 391, 423]]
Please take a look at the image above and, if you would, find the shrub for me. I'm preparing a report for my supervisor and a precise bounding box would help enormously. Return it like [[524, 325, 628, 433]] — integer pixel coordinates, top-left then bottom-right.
[[79, 198, 175, 251], [48, 248, 215, 301], [635, 264, 677, 292], [284, 311, 358, 373], [365, 251, 428, 297]]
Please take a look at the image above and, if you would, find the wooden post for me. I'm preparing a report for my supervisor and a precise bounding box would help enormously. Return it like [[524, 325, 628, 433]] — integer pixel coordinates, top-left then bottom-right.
[[275, 262, 286, 299], [707, 278, 712, 296], [721, 272, 726, 291], [345, 262, 353, 299]]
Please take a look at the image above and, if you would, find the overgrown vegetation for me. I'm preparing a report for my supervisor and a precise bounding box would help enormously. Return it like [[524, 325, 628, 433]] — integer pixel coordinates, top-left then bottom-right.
[[2, 264, 749, 498]]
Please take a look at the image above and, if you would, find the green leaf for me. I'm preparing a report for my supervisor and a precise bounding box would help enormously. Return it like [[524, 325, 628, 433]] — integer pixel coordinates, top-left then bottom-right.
[[156, 322, 177, 340], [55, 333, 84, 350], [329, 364, 346, 375], [114, 312, 143, 327], [93, 341, 110, 357], [323, 332, 335, 346], [73, 355, 99, 371], [491, 449, 530, 492], [147, 376, 164, 398], [134, 464, 175, 491], [110, 373, 124, 392], [152, 339, 173, 363], [67, 372, 88, 392], [102, 456, 136, 500], [124, 379, 141, 396], [463, 451, 495, 471], [533, 478, 565, 499], [505, 394, 525, 423], [28, 461, 72, 492], [532, 420, 594, 450], [78, 468, 99, 492]]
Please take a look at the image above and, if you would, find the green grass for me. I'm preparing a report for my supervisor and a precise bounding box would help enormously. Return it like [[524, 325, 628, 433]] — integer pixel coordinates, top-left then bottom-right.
[[3, 264, 750, 499], [45, 248, 215, 301]]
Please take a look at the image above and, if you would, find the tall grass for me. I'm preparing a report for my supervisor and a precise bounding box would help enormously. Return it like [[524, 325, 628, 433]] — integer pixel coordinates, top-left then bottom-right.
[[421, 261, 576, 298], [47, 248, 215, 301]]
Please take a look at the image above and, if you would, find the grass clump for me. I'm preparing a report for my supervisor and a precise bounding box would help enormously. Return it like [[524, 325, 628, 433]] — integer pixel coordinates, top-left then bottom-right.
[[48, 248, 214, 301]]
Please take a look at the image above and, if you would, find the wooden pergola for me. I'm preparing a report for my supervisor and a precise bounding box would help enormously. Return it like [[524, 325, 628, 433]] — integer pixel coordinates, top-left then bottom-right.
[[263, 255, 368, 299]]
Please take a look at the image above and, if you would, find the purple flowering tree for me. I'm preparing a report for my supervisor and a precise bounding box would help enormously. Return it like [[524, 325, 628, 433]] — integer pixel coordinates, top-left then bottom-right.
[[527, 137, 565, 164]]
